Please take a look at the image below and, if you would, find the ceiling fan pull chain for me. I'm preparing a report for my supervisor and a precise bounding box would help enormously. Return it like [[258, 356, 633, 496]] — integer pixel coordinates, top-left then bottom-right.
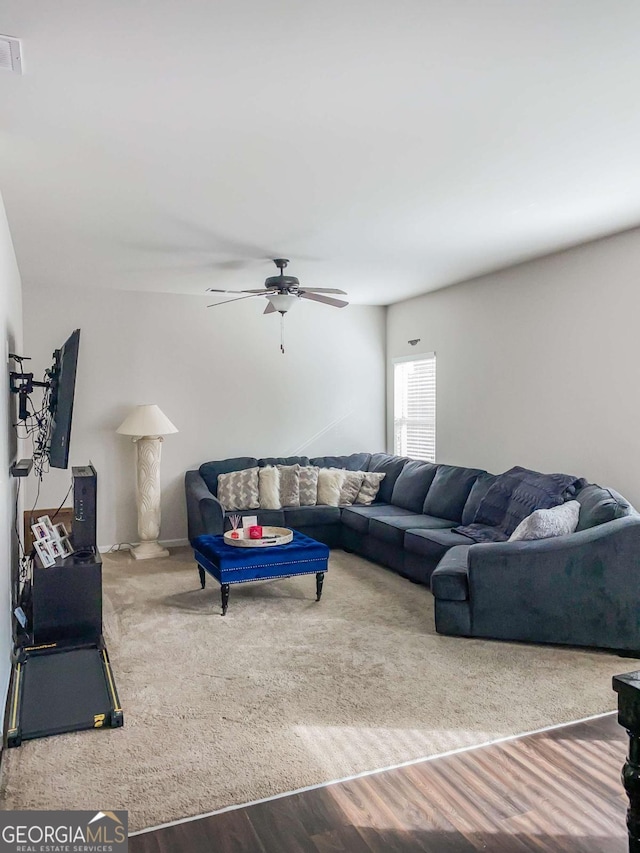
[[280, 313, 285, 354]]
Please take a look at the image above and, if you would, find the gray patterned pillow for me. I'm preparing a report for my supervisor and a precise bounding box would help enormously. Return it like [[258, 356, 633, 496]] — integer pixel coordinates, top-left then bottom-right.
[[355, 472, 386, 506], [299, 466, 319, 506], [277, 464, 301, 507], [217, 467, 259, 510], [339, 471, 366, 506]]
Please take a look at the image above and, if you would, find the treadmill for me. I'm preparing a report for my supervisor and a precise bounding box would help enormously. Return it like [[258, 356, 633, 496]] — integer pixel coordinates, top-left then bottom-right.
[[7, 638, 123, 747], [8, 467, 124, 747]]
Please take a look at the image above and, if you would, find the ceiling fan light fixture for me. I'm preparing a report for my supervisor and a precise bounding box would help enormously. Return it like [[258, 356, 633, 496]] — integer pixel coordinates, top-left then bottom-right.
[[267, 293, 298, 314]]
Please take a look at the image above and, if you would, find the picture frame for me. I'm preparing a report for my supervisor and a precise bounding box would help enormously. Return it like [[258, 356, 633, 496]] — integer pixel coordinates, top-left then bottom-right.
[[53, 522, 68, 540], [37, 515, 55, 535], [59, 537, 74, 557], [31, 522, 49, 541], [33, 539, 55, 568], [47, 539, 63, 560]]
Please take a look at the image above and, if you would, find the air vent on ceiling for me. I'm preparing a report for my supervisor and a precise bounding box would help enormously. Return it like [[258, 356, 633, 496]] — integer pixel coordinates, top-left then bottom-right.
[[0, 36, 22, 74]]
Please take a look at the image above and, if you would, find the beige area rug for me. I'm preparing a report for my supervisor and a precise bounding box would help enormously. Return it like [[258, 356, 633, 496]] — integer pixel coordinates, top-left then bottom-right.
[[0, 547, 634, 831]]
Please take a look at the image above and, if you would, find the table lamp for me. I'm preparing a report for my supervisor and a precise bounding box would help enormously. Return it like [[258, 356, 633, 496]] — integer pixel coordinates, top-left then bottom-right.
[[116, 404, 178, 560]]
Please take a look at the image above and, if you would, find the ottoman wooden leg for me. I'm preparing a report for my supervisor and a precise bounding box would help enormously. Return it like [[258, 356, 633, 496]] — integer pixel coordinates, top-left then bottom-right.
[[316, 572, 324, 602], [198, 565, 206, 589], [221, 584, 230, 616]]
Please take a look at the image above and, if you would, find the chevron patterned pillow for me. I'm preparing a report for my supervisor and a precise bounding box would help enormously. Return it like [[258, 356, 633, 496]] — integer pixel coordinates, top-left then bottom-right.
[[217, 467, 260, 511]]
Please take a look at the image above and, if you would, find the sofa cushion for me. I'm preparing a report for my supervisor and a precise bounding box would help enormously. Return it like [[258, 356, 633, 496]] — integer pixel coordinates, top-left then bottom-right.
[[199, 457, 259, 497], [369, 514, 457, 546], [258, 456, 310, 467], [224, 508, 285, 528], [284, 505, 341, 528], [217, 467, 260, 510], [355, 472, 386, 505], [390, 461, 438, 513], [423, 465, 485, 522], [404, 528, 471, 563], [461, 472, 496, 525], [367, 453, 408, 503], [430, 546, 470, 601], [309, 453, 371, 471], [576, 484, 634, 531], [341, 504, 407, 534]]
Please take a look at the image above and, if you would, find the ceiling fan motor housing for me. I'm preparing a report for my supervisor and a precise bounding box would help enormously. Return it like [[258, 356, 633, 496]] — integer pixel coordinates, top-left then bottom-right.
[[265, 275, 300, 290]]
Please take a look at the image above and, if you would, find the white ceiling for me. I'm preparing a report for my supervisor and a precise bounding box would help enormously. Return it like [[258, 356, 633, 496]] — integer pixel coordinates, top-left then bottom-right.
[[2, 1, 640, 306]]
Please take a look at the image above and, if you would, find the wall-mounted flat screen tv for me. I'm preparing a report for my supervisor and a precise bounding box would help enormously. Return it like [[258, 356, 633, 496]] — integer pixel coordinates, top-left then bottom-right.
[[48, 329, 80, 469]]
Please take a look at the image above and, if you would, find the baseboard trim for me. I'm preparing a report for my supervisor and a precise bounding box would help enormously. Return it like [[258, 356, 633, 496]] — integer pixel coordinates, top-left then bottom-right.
[[129, 709, 617, 837], [98, 538, 189, 554]]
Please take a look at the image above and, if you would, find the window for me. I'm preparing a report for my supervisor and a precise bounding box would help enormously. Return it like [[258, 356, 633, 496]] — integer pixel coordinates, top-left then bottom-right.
[[393, 353, 436, 462]]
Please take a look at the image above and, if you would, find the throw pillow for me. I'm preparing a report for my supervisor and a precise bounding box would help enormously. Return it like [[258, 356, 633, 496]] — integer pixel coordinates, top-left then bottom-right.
[[217, 467, 260, 511], [317, 468, 347, 506], [509, 500, 580, 542], [355, 472, 386, 506], [277, 464, 301, 507], [338, 471, 366, 506], [299, 466, 320, 506], [258, 465, 281, 510]]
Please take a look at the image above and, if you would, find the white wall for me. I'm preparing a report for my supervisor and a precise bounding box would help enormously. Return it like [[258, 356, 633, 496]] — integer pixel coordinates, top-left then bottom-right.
[[0, 193, 23, 709], [23, 287, 385, 547], [387, 226, 640, 507]]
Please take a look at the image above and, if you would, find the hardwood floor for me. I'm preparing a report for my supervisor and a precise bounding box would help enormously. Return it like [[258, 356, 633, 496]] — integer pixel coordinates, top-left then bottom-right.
[[130, 713, 629, 853]]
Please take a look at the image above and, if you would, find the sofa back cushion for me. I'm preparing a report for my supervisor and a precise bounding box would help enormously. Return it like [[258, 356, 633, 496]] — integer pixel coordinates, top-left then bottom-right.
[[200, 457, 259, 497], [366, 453, 408, 503], [390, 461, 438, 512], [461, 472, 496, 525], [309, 453, 371, 471], [575, 484, 634, 530], [258, 456, 310, 467], [423, 465, 485, 522]]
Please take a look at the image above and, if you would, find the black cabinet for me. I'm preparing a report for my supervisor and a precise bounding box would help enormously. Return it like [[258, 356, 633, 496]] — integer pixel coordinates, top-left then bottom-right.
[[32, 554, 102, 644]]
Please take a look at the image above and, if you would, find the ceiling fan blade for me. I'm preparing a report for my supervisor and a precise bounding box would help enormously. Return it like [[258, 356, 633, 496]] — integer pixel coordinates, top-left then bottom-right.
[[299, 292, 349, 308], [299, 287, 348, 295], [207, 293, 264, 308], [264, 301, 277, 314], [206, 288, 268, 293]]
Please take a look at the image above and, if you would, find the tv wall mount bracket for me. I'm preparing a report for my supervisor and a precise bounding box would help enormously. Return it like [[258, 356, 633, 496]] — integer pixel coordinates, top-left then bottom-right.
[[9, 353, 53, 421]]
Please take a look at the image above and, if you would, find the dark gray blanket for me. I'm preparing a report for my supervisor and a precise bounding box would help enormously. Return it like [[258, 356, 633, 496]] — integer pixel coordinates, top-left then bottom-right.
[[455, 466, 585, 543]]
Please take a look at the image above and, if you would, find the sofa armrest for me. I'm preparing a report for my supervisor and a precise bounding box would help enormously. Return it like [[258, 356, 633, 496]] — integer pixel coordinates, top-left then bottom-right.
[[185, 470, 225, 541], [466, 515, 640, 650]]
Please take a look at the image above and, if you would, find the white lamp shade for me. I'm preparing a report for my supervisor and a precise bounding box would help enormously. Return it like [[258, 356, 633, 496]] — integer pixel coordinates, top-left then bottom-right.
[[267, 293, 298, 313], [116, 404, 178, 437]]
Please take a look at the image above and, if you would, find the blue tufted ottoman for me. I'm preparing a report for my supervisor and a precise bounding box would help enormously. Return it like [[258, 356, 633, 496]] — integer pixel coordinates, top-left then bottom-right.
[[192, 530, 330, 615]]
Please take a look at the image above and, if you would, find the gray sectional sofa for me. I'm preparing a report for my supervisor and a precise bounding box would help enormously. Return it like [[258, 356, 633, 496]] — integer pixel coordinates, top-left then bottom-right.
[[185, 452, 640, 653]]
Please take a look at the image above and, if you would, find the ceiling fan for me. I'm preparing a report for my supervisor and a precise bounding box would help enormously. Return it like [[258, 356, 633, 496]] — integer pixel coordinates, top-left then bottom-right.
[[206, 258, 349, 315]]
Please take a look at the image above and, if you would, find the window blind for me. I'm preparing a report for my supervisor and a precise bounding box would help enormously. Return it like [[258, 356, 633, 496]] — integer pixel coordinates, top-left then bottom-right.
[[393, 354, 436, 462]]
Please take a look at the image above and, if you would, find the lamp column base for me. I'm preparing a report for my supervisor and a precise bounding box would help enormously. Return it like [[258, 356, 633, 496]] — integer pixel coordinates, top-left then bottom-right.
[[130, 541, 169, 560]]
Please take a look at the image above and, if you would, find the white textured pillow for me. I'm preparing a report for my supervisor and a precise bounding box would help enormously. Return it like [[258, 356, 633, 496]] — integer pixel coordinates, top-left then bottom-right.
[[217, 467, 260, 511], [299, 466, 320, 506], [339, 471, 366, 506], [317, 468, 347, 507], [355, 472, 386, 506], [509, 500, 581, 542], [258, 466, 281, 510]]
